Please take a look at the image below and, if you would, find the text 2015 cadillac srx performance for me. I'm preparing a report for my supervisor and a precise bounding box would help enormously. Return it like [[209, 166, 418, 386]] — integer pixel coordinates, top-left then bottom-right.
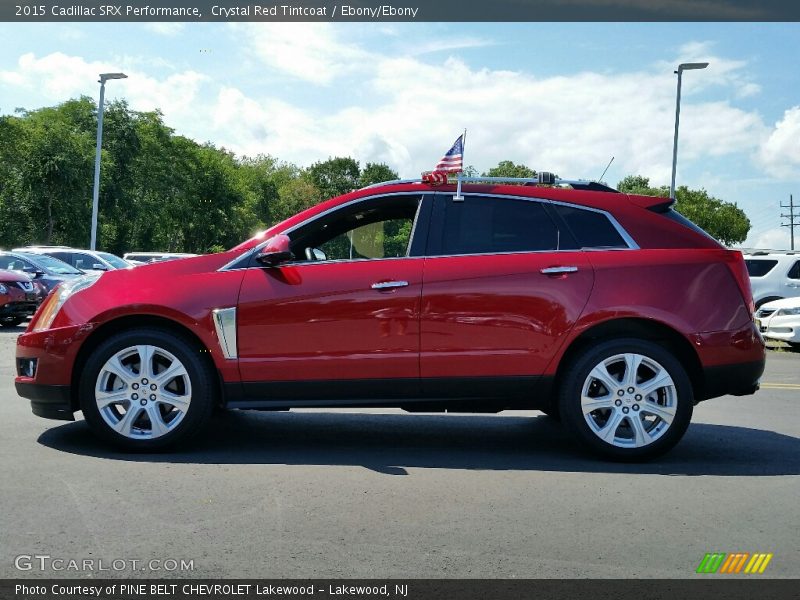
[[14, 176, 765, 459]]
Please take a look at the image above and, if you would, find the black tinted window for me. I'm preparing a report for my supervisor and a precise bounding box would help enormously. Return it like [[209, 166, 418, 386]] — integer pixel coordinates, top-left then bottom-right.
[[442, 196, 567, 255], [788, 260, 800, 280], [553, 205, 627, 248], [745, 259, 778, 278]]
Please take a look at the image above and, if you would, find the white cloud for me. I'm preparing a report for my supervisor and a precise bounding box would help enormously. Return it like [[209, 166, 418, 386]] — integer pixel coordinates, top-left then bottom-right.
[[746, 227, 792, 250], [0, 33, 787, 195], [234, 23, 371, 85], [758, 106, 800, 179], [409, 37, 494, 56], [144, 23, 185, 36], [655, 41, 762, 100], [202, 51, 770, 186], [0, 52, 209, 141]]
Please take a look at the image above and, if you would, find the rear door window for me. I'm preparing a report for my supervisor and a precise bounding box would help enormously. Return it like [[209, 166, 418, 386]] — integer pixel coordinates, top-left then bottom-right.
[[745, 259, 779, 277], [437, 195, 573, 255]]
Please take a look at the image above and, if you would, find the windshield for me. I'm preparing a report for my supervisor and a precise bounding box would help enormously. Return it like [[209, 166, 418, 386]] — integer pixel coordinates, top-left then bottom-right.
[[18, 252, 82, 275], [97, 252, 131, 269]]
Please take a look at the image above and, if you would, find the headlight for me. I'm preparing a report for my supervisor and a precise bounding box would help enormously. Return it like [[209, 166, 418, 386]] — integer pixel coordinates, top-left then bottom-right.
[[0, 283, 7, 294], [776, 307, 800, 316], [32, 275, 100, 331]]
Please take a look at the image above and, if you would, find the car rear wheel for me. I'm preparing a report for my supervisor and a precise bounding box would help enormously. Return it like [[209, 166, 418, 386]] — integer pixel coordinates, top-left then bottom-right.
[[80, 328, 215, 451], [559, 339, 693, 461]]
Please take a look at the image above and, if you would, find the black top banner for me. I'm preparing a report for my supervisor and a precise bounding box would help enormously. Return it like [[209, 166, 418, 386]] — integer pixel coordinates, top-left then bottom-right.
[[3, 0, 800, 22]]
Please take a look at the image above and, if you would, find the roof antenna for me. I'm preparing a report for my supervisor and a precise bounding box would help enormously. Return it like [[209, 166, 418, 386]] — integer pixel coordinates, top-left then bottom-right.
[[598, 156, 614, 183]]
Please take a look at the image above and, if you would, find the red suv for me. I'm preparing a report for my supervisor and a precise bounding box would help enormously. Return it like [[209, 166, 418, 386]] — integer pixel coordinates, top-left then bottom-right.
[[14, 176, 765, 459], [1, 270, 41, 327]]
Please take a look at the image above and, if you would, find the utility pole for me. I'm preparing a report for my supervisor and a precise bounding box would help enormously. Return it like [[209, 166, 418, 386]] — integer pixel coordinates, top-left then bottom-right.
[[782, 194, 798, 251]]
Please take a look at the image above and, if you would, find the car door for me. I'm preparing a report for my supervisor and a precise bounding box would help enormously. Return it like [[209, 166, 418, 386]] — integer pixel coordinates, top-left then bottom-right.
[[420, 193, 594, 394], [236, 194, 430, 400]]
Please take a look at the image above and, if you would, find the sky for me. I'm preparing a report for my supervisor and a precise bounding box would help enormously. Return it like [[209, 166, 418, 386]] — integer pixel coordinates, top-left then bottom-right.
[[0, 21, 798, 249]]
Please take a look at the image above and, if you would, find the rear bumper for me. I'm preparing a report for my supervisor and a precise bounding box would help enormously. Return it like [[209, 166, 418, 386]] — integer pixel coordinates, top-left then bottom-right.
[[699, 360, 765, 401], [693, 320, 766, 401], [15, 382, 74, 421]]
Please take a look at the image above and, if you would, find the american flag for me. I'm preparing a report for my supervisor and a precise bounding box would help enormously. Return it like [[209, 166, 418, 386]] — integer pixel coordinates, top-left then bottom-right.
[[434, 134, 464, 173]]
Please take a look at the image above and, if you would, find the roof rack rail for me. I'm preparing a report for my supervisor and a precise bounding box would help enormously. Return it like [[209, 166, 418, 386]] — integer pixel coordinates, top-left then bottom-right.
[[360, 172, 619, 193]]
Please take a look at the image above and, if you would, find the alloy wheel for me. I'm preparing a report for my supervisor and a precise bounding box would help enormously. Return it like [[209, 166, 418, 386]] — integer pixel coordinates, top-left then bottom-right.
[[94, 344, 192, 439], [580, 352, 677, 448]]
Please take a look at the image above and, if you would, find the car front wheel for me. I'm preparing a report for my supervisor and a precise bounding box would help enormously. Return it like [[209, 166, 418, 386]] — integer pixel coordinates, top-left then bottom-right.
[[80, 328, 215, 451], [559, 339, 693, 461]]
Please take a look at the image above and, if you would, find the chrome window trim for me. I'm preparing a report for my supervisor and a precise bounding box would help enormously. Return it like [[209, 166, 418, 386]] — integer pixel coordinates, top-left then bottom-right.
[[219, 190, 639, 271], [211, 307, 238, 359], [443, 192, 639, 251]]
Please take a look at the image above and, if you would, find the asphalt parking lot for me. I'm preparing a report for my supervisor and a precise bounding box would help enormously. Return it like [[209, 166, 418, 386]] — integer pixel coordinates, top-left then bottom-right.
[[1, 326, 798, 579]]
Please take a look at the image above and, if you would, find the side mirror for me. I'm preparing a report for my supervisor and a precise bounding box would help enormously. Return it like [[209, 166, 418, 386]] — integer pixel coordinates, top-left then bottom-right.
[[256, 234, 294, 267], [33, 270, 45, 278], [92, 263, 109, 271]]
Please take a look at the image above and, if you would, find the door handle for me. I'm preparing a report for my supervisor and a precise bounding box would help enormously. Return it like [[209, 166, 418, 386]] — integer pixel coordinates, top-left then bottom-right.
[[371, 280, 409, 290], [540, 266, 578, 275], [786, 282, 800, 288]]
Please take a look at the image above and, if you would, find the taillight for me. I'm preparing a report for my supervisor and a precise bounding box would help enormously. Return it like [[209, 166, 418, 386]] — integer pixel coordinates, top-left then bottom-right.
[[724, 250, 755, 314]]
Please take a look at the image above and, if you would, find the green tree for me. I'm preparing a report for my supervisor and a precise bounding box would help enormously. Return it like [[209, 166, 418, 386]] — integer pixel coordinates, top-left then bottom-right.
[[359, 162, 398, 188], [617, 175, 750, 245], [482, 160, 536, 179], [307, 156, 360, 199]]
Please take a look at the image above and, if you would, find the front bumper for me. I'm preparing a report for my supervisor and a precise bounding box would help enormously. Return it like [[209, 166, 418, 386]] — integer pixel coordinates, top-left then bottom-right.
[[15, 324, 92, 421], [1, 300, 37, 318], [757, 314, 800, 344], [15, 382, 74, 421]]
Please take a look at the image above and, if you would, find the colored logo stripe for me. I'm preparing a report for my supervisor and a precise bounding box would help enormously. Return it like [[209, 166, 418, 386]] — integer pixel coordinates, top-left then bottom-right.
[[719, 553, 749, 573], [697, 553, 726, 573], [744, 553, 773, 574], [697, 552, 773, 574]]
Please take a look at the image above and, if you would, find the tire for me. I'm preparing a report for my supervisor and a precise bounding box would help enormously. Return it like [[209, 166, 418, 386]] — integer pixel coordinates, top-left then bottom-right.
[[559, 338, 693, 461], [79, 328, 215, 451], [0, 317, 24, 328], [755, 297, 782, 310]]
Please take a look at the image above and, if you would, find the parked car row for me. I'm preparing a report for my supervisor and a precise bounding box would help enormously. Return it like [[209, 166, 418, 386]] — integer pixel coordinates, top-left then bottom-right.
[[743, 250, 800, 308], [0, 247, 199, 327]]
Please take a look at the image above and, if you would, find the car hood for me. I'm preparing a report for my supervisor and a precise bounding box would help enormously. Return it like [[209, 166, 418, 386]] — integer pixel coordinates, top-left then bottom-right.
[[99, 250, 236, 283], [761, 297, 800, 310], [1, 270, 33, 283]]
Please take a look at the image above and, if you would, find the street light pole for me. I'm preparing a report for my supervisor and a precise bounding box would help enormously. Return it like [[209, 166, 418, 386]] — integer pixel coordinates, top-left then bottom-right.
[[90, 72, 127, 250], [669, 62, 708, 200]]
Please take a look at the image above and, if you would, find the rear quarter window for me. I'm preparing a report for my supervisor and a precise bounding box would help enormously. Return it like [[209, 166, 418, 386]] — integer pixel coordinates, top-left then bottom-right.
[[788, 260, 800, 279], [552, 205, 628, 248], [745, 259, 779, 278]]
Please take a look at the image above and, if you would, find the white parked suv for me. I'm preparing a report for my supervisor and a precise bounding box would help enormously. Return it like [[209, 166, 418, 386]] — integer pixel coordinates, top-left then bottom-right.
[[743, 251, 800, 308], [755, 297, 800, 348]]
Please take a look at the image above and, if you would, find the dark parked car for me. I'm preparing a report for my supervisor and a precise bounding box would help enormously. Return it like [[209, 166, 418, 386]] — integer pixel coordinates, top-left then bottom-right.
[[0, 251, 84, 294], [14, 246, 134, 273], [15, 174, 765, 459]]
